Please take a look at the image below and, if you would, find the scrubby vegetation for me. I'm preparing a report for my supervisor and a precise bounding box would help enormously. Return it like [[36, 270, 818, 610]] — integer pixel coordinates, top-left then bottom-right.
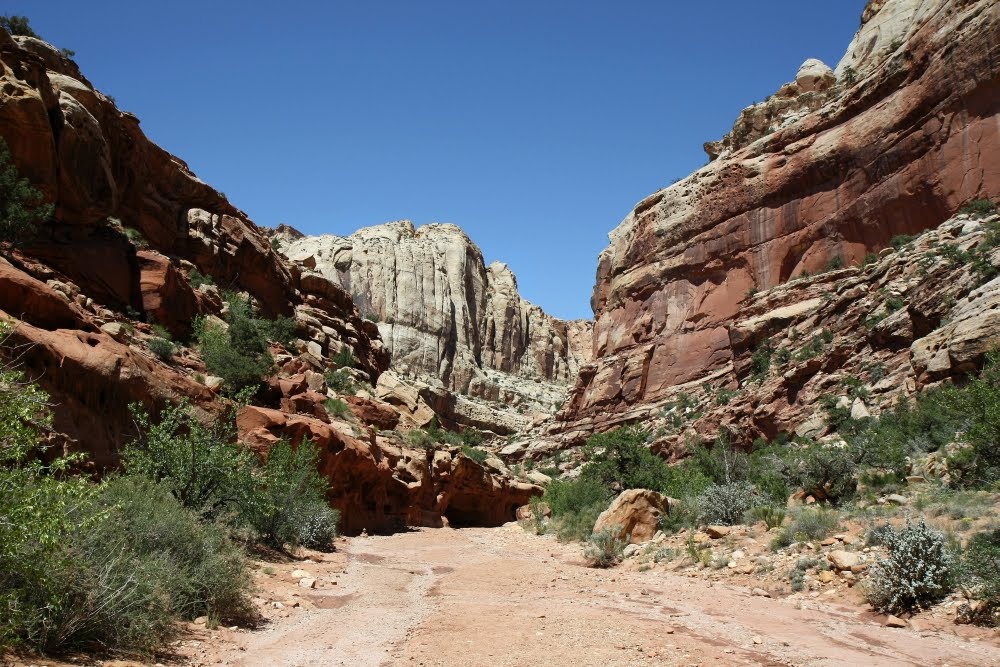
[[0, 137, 52, 245], [194, 293, 296, 394], [865, 520, 954, 615], [0, 319, 340, 653], [584, 525, 627, 568]]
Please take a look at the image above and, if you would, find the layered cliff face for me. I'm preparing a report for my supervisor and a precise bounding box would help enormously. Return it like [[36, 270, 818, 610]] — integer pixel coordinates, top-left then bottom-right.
[[553, 0, 1000, 440], [0, 31, 539, 529], [275, 221, 593, 421]]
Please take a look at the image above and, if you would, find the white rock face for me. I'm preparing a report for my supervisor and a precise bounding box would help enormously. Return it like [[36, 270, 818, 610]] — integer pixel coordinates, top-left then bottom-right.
[[836, 0, 945, 77], [278, 221, 592, 414], [795, 59, 836, 92]]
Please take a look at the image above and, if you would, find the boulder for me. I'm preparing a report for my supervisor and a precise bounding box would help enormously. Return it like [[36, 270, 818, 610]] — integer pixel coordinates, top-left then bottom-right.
[[827, 550, 861, 571], [795, 58, 836, 92], [593, 489, 670, 544]]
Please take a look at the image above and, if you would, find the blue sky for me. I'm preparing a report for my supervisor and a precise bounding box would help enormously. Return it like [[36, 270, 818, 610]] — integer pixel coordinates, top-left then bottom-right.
[[12, 1, 866, 320]]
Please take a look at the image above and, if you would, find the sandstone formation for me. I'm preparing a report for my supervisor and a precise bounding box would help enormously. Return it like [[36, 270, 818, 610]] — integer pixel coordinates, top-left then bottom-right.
[[0, 30, 539, 530], [593, 489, 670, 544], [274, 221, 593, 423], [555, 0, 1000, 442]]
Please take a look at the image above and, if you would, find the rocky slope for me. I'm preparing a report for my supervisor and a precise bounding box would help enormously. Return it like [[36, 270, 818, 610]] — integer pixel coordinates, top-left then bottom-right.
[[550, 0, 1000, 444], [273, 221, 592, 429], [0, 30, 538, 531]]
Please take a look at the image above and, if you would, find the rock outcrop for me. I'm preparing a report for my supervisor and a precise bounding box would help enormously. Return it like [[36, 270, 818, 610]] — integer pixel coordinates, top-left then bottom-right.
[[593, 489, 670, 544], [274, 221, 592, 423], [555, 0, 1000, 441]]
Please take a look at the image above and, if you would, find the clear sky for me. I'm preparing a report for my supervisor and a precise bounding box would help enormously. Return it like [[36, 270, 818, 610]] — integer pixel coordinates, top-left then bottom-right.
[[11, 1, 867, 320]]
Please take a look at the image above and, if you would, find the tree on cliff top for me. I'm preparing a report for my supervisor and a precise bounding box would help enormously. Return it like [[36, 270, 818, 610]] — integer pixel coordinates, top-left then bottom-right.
[[0, 16, 39, 39], [0, 138, 52, 245]]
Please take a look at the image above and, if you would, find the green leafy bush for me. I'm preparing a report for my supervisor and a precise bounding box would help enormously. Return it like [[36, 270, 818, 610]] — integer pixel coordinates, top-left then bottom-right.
[[579, 426, 671, 493], [188, 268, 214, 289], [787, 507, 840, 541], [325, 367, 357, 394], [866, 520, 954, 614], [584, 525, 628, 568], [890, 234, 916, 250], [544, 477, 613, 542], [194, 293, 286, 393], [237, 438, 337, 551], [957, 529, 1000, 625], [941, 352, 1000, 488], [332, 345, 355, 369], [0, 137, 52, 244]]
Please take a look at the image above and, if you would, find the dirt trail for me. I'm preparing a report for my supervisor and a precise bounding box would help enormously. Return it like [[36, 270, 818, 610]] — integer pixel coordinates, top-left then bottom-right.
[[207, 524, 998, 667]]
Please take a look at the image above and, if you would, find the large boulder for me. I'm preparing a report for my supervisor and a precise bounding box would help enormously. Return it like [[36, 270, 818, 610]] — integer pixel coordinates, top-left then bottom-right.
[[592, 489, 670, 544], [795, 58, 836, 93]]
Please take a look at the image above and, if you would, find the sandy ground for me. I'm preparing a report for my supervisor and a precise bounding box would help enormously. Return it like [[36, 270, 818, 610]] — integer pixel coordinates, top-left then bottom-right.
[[199, 524, 997, 667], [7, 523, 998, 667]]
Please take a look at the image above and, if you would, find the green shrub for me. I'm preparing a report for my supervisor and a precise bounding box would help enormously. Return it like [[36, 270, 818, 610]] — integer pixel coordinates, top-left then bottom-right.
[[332, 345, 355, 369], [785, 441, 857, 503], [865, 520, 954, 614], [297, 506, 340, 551], [941, 352, 1000, 488], [825, 255, 845, 272], [188, 268, 214, 289], [325, 398, 351, 420], [325, 367, 357, 394], [406, 429, 435, 449], [148, 336, 175, 361], [0, 137, 52, 245], [123, 226, 147, 248], [240, 439, 336, 551], [746, 504, 786, 529], [770, 528, 794, 552], [124, 401, 255, 519], [544, 477, 613, 543], [584, 525, 627, 568], [863, 252, 880, 266], [788, 507, 840, 541], [194, 294, 284, 393], [461, 445, 488, 464], [957, 529, 1000, 625], [579, 426, 671, 493], [750, 343, 773, 379], [697, 481, 759, 526], [890, 234, 916, 250], [960, 199, 997, 218]]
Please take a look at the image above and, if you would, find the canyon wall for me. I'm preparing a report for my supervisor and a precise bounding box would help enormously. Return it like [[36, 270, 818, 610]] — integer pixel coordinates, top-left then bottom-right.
[[552, 0, 1000, 440], [276, 221, 593, 415]]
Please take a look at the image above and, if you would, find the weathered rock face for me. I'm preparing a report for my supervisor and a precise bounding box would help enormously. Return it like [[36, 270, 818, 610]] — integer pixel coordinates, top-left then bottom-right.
[[237, 405, 540, 534], [275, 221, 593, 417], [593, 489, 670, 544], [556, 0, 1000, 440], [0, 31, 389, 461]]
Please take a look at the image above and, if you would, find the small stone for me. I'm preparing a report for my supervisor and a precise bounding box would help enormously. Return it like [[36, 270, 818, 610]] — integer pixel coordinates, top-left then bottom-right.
[[291, 569, 311, 579], [827, 550, 860, 571], [706, 525, 731, 539], [298, 577, 317, 589], [751, 587, 771, 598], [885, 615, 907, 628], [752, 635, 763, 645], [885, 494, 909, 506], [818, 570, 834, 584], [193, 615, 208, 625]]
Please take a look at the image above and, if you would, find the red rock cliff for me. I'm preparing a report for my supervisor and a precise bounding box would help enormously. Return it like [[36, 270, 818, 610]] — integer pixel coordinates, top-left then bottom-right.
[[555, 0, 1000, 438]]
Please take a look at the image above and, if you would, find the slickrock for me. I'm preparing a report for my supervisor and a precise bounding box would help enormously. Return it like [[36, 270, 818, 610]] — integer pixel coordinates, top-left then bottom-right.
[[554, 0, 1000, 442]]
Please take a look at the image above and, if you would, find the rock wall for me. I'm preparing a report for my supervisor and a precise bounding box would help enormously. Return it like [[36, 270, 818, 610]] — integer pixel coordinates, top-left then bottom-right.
[[276, 221, 593, 413], [554, 0, 1000, 439], [0, 31, 389, 463]]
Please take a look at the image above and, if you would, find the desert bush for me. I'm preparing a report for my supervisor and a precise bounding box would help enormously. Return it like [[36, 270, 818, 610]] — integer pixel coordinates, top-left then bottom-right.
[[123, 226, 148, 248], [124, 400, 256, 519], [544, 477, 613, 543], [325, 367, 357, 394], [194, 296, 274, 394], [406, 429, 435, 449], [785, 441, 858, 503], [746, 504, 786, 529], [865, 522, 896, 547], [580, 426, 672, 493], [960, 199, 997, 218], [956, 529, 1000, 625], [461, 444, 488, 464], [770, 528, 795, 552], [788, 507, 840, 542], [865, 520, 954, 614], [940, 352, 1000, 488], [332, 345, 355, 369], [148, 336, 175, 361], [697, 481, 760, 526], [584, 525, 628, 568], [325, 398, 351, 420], [240, 438, 337, 551], [296, 505, 341, 551], [890, 234, 916, 250], [188, 267, 214, 289], [750, 343, 773, 379], [0, 137, 52, 245]]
